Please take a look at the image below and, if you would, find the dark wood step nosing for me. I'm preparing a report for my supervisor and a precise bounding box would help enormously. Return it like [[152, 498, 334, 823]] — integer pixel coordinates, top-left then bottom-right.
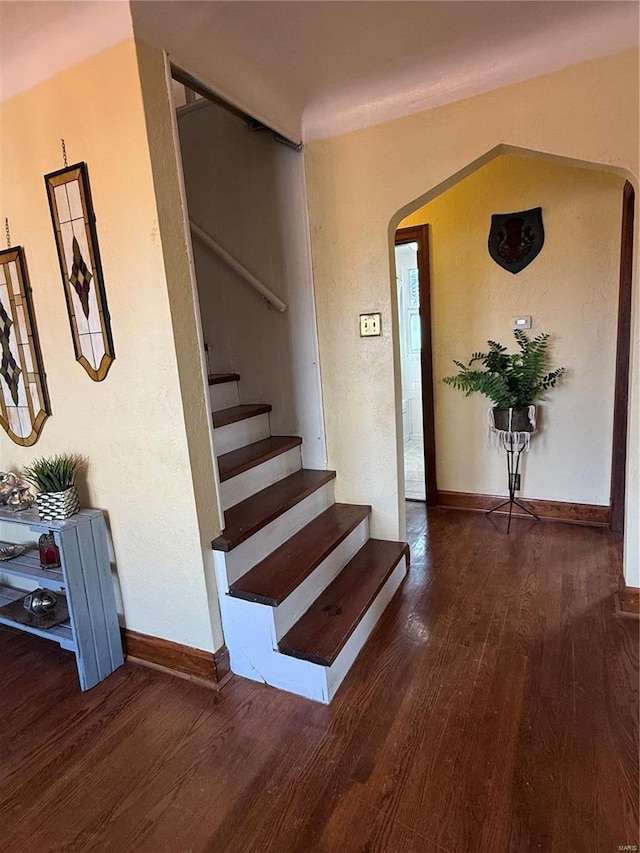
[[228, 503, 372, 606], [208, 373, 240, 386], [212, 403, 272, 429], [212, 469, 337, 552], [278, 540, 409, 667], [218, 436, 302, 483]]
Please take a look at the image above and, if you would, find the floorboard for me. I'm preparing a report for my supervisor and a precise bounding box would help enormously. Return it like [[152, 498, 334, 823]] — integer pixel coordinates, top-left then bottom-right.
[[0, 506, 637, 852]]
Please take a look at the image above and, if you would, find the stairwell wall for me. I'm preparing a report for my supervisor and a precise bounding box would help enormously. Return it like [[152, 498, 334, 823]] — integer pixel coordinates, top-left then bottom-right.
[[177, 99, 327, 468]]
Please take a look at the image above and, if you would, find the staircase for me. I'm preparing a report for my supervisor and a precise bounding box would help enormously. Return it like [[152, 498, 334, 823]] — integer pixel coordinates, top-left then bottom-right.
[[210, 373, 409, 703]]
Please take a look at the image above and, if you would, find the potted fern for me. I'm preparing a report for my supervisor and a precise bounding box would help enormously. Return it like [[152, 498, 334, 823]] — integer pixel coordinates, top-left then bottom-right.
[[443, 330, 565, 431], [23, 454, 85, 521]]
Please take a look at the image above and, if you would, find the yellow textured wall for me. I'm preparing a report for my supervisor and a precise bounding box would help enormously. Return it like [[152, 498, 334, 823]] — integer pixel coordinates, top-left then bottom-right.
[[399, 155, 624, 504], [0, 40, 223, 651], [305, 50, 639, 582]]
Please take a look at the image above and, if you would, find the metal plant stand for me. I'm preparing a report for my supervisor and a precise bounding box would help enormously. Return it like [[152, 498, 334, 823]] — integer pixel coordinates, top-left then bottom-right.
[[486, 432, 539, 533]]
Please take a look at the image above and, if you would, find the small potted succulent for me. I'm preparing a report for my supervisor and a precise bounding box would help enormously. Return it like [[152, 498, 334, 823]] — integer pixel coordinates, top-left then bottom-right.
[[23, 454, 85, 521], [443, 330, 565, 431]]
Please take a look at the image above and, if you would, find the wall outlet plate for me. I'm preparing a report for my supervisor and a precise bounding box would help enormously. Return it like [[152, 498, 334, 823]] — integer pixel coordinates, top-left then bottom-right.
[[513, 315, 532, 330], [360, 312, 382, 337]]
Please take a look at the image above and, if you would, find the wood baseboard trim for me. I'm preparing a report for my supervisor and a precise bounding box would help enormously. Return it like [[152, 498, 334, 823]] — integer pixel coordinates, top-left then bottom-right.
[[617, 585, 640, 617], [122, 629, 231, 687], [436, 490, 611, 527]]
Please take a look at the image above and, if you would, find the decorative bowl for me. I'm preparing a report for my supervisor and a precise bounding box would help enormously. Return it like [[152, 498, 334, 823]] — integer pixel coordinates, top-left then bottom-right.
[[0, 544, 25, 561]]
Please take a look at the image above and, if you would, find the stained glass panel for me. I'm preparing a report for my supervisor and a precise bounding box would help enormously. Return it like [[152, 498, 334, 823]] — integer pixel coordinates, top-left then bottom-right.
[[0, 247, 51, 446], [45, 162, 115, 381]]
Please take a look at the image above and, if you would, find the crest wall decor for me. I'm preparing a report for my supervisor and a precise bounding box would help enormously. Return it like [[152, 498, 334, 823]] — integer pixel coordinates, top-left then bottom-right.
[[45, 161, 115, 381], [0, 245, 51, 445], [488, 207, 545, 274]]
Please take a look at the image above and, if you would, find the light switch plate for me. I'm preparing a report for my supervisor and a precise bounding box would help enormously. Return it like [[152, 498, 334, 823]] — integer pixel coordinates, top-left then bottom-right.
[[360, 312, 382, 337], [513, 315, 532, 331]]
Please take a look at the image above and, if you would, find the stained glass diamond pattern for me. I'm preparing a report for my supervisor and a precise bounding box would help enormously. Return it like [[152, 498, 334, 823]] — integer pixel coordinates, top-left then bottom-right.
[[46, 164, 115, 382], [0, 299, 22, 406], [69, 236, 92, 319]]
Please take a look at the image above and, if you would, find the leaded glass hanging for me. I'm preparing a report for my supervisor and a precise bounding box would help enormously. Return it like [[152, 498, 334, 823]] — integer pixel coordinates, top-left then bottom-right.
[[0, 247, 51, 446], [45, 162, 115, 381]]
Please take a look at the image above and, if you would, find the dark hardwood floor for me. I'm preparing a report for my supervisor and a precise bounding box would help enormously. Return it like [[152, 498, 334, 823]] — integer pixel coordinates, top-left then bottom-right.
[[1, 506, 637, 852]]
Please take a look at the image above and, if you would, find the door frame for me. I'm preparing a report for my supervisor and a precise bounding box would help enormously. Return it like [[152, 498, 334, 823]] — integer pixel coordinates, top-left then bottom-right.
[[610, 180, 635, 534], [395, 225, 438, 505]]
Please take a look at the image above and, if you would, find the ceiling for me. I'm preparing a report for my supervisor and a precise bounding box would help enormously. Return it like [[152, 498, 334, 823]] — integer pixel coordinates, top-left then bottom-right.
[[132, 1, 639, 141], [0, 1, 132, 102], [1, 1, 638, 142]]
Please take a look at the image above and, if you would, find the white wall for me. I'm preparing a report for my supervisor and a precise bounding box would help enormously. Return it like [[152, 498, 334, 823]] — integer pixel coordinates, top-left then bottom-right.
[[177, 100, 326, 467]]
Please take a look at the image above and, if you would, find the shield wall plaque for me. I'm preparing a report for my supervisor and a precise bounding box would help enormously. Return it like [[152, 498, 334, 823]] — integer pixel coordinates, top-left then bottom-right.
[[488, 207, 544, 274]]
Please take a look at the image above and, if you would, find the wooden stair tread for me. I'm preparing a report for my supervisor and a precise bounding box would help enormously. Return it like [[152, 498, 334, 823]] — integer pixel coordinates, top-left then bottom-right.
[[229, 503, 371, 606], [213, 403, 272, 428], [218, 436, 302, 483], [278, 539, 409, 667], [208, 373, 240, 386], [212, 469, 336, 552]]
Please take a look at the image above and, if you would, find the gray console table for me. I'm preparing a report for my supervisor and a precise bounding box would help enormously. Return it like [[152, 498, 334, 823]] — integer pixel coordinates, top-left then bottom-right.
[[0, 506, 123, 691]]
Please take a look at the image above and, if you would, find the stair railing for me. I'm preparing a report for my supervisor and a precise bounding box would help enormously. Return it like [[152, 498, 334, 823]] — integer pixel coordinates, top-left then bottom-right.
[[189, 220, 288, 313]]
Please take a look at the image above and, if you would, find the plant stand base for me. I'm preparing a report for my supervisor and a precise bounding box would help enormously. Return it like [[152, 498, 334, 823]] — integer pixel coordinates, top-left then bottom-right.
[[486, 434, 540, 533]]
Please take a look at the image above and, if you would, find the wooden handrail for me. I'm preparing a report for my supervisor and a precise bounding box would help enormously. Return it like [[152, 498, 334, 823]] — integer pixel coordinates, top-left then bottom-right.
[[189, 220, 287, 313]]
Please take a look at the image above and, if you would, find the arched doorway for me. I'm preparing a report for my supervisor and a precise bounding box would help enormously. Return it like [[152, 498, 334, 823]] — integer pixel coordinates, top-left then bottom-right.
[[390, 146, 635, 534]]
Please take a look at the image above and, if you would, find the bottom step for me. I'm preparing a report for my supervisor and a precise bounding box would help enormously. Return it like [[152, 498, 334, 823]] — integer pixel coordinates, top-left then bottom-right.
[[278, 539, 409, 666], [217, 541, 408, 703]]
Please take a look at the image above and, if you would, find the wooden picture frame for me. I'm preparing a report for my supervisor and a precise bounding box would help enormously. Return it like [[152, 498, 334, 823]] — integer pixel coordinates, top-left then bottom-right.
[[45, 162, 115, 381], [0, 246, 51, 445]]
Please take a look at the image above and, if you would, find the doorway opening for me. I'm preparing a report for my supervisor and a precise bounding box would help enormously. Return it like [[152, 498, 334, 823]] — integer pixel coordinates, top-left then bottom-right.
[[394, 226, 437, 505]]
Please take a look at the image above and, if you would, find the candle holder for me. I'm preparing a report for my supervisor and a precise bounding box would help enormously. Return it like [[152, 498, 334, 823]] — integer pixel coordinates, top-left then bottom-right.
[[38, 531, 61, 569]]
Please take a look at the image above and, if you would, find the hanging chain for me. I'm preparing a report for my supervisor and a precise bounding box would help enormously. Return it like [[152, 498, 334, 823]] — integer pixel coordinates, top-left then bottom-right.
[[61, 138, 68, 168], [5, 218, 10, 249]]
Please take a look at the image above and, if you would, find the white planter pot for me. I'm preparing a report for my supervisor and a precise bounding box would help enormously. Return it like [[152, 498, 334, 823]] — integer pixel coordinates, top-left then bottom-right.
[[36, 486, 80, 521]]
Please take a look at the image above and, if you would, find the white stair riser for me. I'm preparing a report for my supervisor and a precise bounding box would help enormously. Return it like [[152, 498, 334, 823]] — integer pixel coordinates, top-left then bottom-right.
[[274, 518, 370, 639], [214, 413, 270, 455], [326, 552, 408, 701], [220, 481, 336, 587], [222, 518, 370, 641], [209, 381, 240, 411], [220, 447, 302, 511], [214, 557, 329, 702], [213, 551, 232, 594], [213, 549, 408, 704]]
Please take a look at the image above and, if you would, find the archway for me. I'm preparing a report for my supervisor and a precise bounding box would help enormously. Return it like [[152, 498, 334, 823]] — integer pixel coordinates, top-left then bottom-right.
[[389, 145, 635, 538]]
